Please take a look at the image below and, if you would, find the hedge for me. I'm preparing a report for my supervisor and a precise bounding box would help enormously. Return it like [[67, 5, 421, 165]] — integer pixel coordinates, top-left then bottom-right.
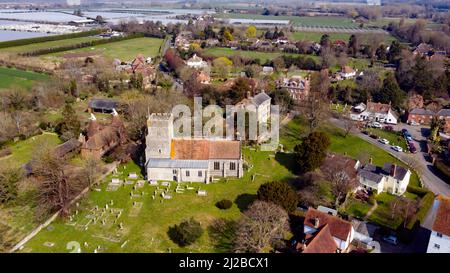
[[434, 159, 450, 181], [406, 191, 435, 230], [406, 185, 429, 198], [20, 33, 145, 56], [0, 29, 104, 49]]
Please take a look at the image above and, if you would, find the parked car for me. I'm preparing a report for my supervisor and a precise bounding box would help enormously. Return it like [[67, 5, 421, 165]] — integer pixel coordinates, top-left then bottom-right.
[[401, 129, 408, 134], [409, 121, 420, 126], [409, 142, 417, 153], [370, 122, 382, 128], [379, 138, 389, 145], [370, 134, 379, 139], [362, 130, 369, 135], [382, 235, 398, 245], [392, 145, 403, 152]]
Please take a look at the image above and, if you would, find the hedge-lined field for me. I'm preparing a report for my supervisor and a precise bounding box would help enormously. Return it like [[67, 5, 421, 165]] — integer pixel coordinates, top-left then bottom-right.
[[0, 66, 50, 90], [0, 29, 103, 49]]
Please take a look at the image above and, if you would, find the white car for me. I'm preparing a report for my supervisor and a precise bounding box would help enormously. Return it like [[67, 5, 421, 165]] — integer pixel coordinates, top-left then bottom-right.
[[392, 145, 403, 152], [379, 138, 389, 145], [371, 122, 382, 128], [409, 121, 420, 126]]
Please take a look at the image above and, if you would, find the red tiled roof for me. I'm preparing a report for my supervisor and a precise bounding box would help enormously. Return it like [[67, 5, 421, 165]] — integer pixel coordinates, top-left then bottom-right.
[[367, 101, 391, 114], [172, 140, 241, 160], [304, 208, 353, 241], [433, 196, 450, 236], [303, 225, 339, 253]]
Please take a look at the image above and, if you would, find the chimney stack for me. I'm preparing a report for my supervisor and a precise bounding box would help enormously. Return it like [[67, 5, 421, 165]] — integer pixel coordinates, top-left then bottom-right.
[[369, 157, 373, 164], [390, 164, 397, 177]]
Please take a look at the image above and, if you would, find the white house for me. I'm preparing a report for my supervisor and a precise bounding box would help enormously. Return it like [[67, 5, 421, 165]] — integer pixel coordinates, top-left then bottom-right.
[[358, 163, 411, 195], [186, 54, 208, 69], [303, 208, 355, 252], [145, 113, 244, 183], [339, 66, 357, 79], [236, 91, 272, 125], [350, 101, 398, 124], [427, 196, 450, 253]]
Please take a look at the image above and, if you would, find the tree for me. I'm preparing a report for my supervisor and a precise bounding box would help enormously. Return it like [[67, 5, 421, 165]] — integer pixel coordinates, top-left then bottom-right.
[[257, 181, 298, 213], [213, 57, 233, 79], [389, 196, 419, 228], [272, 56, 285, 72], [342, 109, 356, 138], [81, 156, 102, 187], [298, 70, 330, 132], [246, 25, 257, 38], [373, 73, 405, 109], [168, 218, 203, 247], [223, 30, 234, 42], [216, 199, 233, 210], [348, 34, 359, 57], [294, 132, 331, 174], [320, 34, 331, 48], [233, 201, 289, 253], [326, 167, 356, 207], [58, 103, 81, 141], [0, 167, 21, 204], [33, 148, 86, 218], [228, 77, 252, 104], [429, 116, 445, 142]]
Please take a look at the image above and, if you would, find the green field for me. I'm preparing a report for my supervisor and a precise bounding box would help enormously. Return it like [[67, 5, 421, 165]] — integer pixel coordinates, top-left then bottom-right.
[[0, 132, 61, 168], [0, 66, 50, 90], [291, 31, 396, 44], [204, 47, 319, 63], [215, 13, 358, 27], [44, 37, 164, 61], [1, 36, 101, 54]]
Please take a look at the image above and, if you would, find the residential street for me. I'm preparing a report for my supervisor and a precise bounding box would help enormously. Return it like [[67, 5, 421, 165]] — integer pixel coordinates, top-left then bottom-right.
[[329, 117, 450, 200]]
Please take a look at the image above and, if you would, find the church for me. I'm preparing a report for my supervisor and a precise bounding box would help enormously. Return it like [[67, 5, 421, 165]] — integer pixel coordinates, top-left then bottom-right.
[[145, 113, 244, 183]]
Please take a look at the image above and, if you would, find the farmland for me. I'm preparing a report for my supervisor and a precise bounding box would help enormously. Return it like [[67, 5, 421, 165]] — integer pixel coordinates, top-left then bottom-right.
[[291, 31, 396, 44], [204, 47, 319, 63], [0, 66, 50, 90], [43, 37, 165, 61], [1, 36, 102, 54]]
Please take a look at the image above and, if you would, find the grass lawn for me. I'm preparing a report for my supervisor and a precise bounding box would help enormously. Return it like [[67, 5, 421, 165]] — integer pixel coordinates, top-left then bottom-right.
[[44, 37, 164, 62], [1, 36, 101, 54], [0, 132, 61, 168], [20, 147, 295, 253], [291, 32, 396, 44], [0, 66, 50, 90], [343, 197, 372, 219], [203, 47, 319, 64], [365, 128, 408, 151]]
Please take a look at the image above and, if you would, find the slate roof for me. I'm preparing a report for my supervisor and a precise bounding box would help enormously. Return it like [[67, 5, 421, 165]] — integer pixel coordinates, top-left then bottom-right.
[[410, 108, 435, 116], [54, 138, 81, 157], [251, 92, 271, 107], [359, 163, 408, 183], [437, 109, 450, 117], [88, 99, 119, 111], [304, 208, 353, 241], [382, 163, 408, 181], [146, 158, 209, 169]]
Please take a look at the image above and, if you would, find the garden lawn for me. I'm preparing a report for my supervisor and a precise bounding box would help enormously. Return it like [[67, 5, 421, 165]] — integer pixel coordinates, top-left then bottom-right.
[[1, 36, 101, 54], [0, 132, 61, 168], [20, 148, 295, 253], [0, 66, 50, 90], [204, 47, 319, 64], [366, 128, 408, 151], [44, 37, 164, 62]]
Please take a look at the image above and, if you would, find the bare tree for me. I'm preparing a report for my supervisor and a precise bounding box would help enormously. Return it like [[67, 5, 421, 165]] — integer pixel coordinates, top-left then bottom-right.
[[233, 201, 289, 253], [389, 196, 420, 227], [81, 156, 103, 187], [298, 70, 330, 133], [32, 148, 86, 218], [341, 108, 356, 137]]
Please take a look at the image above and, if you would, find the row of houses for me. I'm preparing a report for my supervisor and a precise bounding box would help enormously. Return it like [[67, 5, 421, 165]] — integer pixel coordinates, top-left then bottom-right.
[[407, 108, 450, 133], [350, 101, 398, 124]]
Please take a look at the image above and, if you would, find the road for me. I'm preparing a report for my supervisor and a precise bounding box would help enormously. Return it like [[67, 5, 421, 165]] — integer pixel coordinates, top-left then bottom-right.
[[329, 117, 450, 198]]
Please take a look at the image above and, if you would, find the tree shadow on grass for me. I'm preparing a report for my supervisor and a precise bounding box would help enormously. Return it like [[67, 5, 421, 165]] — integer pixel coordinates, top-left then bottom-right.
[[275, 152, 299, 175], [234, 193, 257, 212], [207, 218, 237, 253]]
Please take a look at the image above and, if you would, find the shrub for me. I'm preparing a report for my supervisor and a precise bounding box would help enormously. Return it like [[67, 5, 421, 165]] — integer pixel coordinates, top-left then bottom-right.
[[103, 156, 114, 164], [216, 199, 233, 210], [0, 147, 12, 158], [257, 181, 298, 213], [168, 218, 203, 247], [434, 159, 450, 180]]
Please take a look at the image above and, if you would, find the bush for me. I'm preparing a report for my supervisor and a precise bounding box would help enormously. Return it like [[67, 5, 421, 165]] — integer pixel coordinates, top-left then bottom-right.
[[257, 181, 298, 213], [0, 147, 12, 158], [168, 218, 203, 247], [434, 159, 450, 180], [406, 185, 428, 198], [216, 199, 233, 210], [103, 156, 114, 164]]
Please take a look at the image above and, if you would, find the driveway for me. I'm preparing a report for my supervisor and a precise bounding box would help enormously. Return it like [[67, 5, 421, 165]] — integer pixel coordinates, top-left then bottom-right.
[[329, 118, 450, 198]]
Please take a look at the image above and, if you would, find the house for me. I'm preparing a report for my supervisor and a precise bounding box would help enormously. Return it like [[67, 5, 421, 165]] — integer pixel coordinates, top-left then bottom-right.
[[426, 196, 450, 253], [88, 98, 119, 114], [301, 208, 355, 252], [186, 54, 208, 69], [413, 43, 433, 57], [407, 108, 435, 125], [358, 163, 411, 195], [80, 110, 127, 159], [145, 113, 244, 183], [195, 70, 210, 84], [350, 101, 398, 124], [320, 153, 360, 180], [175, 31, 192, 50], [437, 109, 450, 134], [235, 91, 272, 125], [339, 66, 357, 79], [277, 75, 310, 101], [114, 54, 156, 90]]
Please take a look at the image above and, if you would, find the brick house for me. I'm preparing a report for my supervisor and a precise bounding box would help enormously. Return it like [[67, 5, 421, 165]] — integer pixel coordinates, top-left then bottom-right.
[[407, 108, 436, 125], [437, 109, 450, 134]]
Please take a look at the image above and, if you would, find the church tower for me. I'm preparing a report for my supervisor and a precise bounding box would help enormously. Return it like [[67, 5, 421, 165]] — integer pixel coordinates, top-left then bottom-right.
[[145, 113, 173, 160]]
